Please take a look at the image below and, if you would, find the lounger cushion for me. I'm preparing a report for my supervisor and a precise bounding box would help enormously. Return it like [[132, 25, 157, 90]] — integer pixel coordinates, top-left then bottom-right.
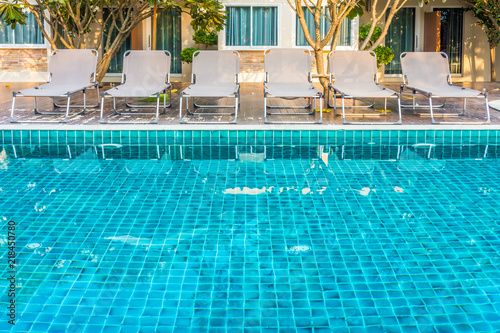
[[265, 83, 319, 98], [331, 83, 397, 98], [404, 85, 484, 98], [182, 83, 238, 97], [16, 83, 93, 97], [104, 83, 170, 98]]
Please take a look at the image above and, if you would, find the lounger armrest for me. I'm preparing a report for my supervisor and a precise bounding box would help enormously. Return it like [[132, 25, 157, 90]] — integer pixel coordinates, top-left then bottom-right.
[[166, 73, 171, 84], [329, 73, 332, 84], [235, 73, 239, 84], [402, 74, 408, 86], [308, 72, 312, 83], [447, 74, 452, 85], [191, 74, 196, 84], [121, 73, 126, 85], [264, 72, 268, 84], [375, 73, 379, 85]]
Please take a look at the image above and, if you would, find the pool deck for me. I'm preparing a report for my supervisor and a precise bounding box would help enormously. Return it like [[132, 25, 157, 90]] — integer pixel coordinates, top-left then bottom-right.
[[0, 81, 499, 130]]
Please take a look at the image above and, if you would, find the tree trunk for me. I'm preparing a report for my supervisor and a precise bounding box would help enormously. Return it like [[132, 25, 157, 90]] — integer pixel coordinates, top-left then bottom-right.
[[96, 32, 130, 82], [314, 49, 328, 94], [491, 46, 497, 82], [96, 53, 113, 82]]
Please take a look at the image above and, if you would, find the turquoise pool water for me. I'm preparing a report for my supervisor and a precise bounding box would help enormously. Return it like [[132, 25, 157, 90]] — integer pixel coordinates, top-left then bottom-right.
[[1, 140, 500, 332]]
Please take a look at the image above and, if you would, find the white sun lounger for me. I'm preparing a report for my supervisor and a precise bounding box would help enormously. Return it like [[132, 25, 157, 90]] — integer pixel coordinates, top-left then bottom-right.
[[400, 52, 490, 124], [179, 50, 240, 124], [11, 49, 99, 123], [328, 51, 402, 125], [264, 48, 322, 124], [100, 50, 172, 124]]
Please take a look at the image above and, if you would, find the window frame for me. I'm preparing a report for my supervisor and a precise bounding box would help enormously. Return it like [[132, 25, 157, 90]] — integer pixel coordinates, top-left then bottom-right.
[[222, 3, 281, 50], [293, 7, 359, 51], [0, 12, 47, 49]]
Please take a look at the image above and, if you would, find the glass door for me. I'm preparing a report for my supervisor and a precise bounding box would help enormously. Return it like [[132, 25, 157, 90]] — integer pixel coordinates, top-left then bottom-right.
[[384, 8, 415, 75], [434, 8, 463, 74], [155, 9, 182, 74]]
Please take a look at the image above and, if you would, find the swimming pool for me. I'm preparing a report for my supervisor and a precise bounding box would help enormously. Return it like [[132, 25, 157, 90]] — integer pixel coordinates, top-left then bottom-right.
[[1, 131, 500, 332]]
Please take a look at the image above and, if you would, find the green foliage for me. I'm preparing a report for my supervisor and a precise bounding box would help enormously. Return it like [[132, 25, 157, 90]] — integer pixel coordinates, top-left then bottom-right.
[[0, 3, 27, 29], [359, 24, 394, 68], [373, 45, 394, 67], [347, 1, 365, 20], [359, 24, 381, 43], [193, 29, 218, 46], [184, 0, 227, 33], [180, 47, 200, 63]]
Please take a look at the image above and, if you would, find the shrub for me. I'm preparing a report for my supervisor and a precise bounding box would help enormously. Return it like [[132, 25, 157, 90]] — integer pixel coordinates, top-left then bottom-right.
[[180, 47, 200, 63], [193, 30, 218, 47]]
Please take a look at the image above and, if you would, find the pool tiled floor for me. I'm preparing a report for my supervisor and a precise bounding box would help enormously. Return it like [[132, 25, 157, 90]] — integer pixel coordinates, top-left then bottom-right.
[[0, 144, 500, 332]]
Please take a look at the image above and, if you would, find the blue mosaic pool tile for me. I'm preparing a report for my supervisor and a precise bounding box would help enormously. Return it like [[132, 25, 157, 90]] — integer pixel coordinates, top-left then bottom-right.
[[3, 129, 500, 147]]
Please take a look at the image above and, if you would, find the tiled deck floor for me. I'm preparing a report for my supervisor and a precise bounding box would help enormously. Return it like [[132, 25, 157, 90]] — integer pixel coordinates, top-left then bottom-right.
[[0, 81, 499, 127]]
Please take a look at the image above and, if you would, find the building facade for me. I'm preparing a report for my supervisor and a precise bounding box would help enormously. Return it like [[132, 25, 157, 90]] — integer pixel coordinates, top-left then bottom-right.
[[0, 0, 498, 83]]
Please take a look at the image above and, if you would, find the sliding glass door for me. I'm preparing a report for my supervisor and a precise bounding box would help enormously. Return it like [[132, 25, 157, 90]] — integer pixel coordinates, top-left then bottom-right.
[[385, 8, 415, 75], [434, 8, 463, 74]]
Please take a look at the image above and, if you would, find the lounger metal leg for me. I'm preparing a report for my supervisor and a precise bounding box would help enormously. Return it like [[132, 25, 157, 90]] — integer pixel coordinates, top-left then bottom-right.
[[264, 94, 270, 124], [180, 92, 239, 124], [11, 93, 73, 123], [327, 90, 375, 109], [231, 94, 239, 124], [336, 88, 400, 125], [265, 94, 322, 124], [64, 95, 70, 122], [401, 87, 447, 110], [330, 87, 382, 120], [125, 85, 172, 111], [317, 95, 322, 124], [396, 96, 402, 125], [101, 92, 162, 124], [153, 93, 160, 123], [100, 94, 105, 123], [425, 93, 490, 125], [189, 97, 236, 115], [83, 89, 87, 114], [266, 97, 314, 115], [53, 84, 100, 108], [10, 95, 17, 123], [179, 92, 186, 123]]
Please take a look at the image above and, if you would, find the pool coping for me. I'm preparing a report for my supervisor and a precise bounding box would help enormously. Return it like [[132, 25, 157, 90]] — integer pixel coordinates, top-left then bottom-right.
[[3, 124, 500, 131]]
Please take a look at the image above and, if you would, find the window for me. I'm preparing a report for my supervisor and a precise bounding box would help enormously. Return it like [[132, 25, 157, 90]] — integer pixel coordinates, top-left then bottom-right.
[[226, 6, 278, 47], [0, 13, 44, 45], [296, 8, 352, 47]]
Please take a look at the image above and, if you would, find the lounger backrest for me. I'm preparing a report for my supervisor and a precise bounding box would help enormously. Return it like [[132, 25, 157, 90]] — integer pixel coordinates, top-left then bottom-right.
[[192, 51, 239, 84], [123, 50, 171, 87], [49, 49, 98, 85], [400, 52, 451, 88], [265, 48, 311, 84], [329, 51, 377, 86]]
